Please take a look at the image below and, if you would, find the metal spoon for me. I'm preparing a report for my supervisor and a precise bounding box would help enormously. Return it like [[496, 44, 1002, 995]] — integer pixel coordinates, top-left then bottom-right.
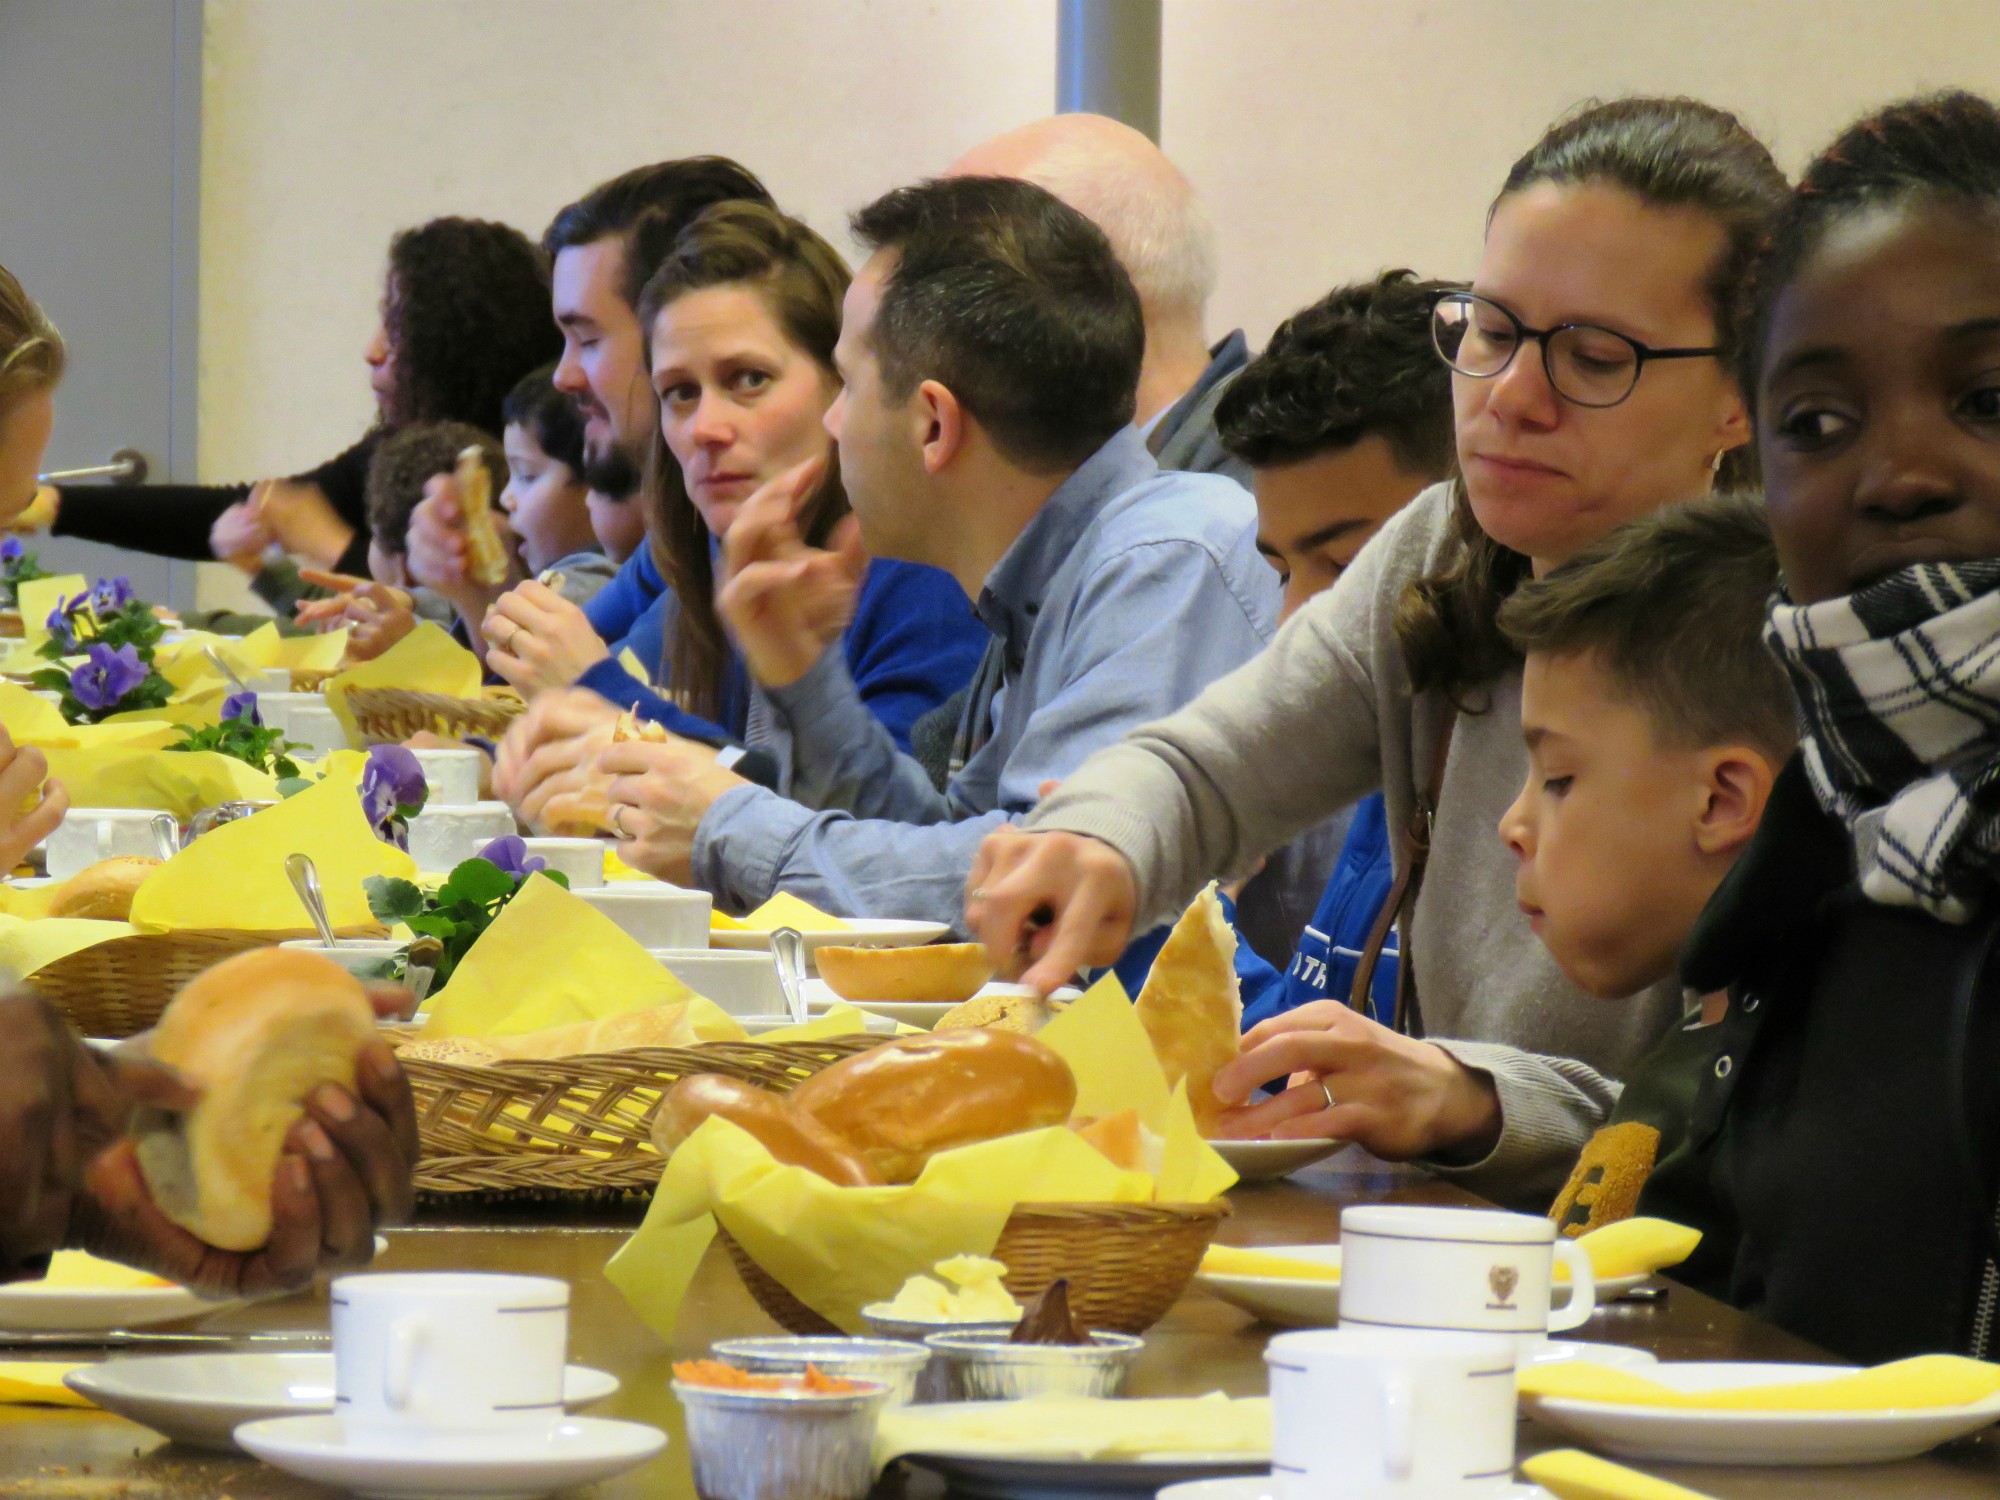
[[202, 644, 250, 695], [771, 926, 809, 1026], [285, 852, 339, 947]]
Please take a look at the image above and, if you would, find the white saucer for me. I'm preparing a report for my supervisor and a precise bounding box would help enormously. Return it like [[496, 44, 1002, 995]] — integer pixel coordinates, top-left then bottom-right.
[[1159, 1481, 1549, 1499], [235, 1413, 665, 1498], [1529, 1340, 1658, 1371], [711, 919, 951, 961], [1208, 1138, 1346, 1183], [0, 1265, 226, 1332], [1522, 1360, 2000, 1465], [67, 1354, 618, 1452], [804, 980, 1083, 1030]]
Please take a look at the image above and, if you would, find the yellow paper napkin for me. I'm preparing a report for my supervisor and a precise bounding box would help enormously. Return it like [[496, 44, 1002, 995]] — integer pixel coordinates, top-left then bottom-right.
[[1523, 1450, 1719, 1500], [128, 773, 412, 934], [1200, 1244, 1341, 1281], [712, 891, 853, 933], [1038, 974, 1172, 1127], [750, 1003, 876, 1044], [0, 912, 137, 982], [40, 1251, 174, 1289], [874, 1394, 1269, 1468], [0, 1363, 93, 1409], [1560, 1217, 1703, 1283], [1518, 1353, 2000, 1412], [324, 623, 482, 747], [419, 875, 701, 1038], [236, 621, 348, 673], [18, 575, 86, 650], [0, 681, 65, 740], [34, 742, 274, 819]]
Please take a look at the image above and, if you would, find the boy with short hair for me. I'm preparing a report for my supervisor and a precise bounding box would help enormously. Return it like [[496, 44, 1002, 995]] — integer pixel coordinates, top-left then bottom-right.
[[1492, 493, 1794, 1253]]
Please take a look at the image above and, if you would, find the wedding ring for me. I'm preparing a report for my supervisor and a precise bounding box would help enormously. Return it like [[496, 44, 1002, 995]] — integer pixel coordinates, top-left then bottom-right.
[[609, 804, 631, 838], [968, 887, 988, 903], [1318, 1078, 1337, 1112], [502, 621, 521, 653]]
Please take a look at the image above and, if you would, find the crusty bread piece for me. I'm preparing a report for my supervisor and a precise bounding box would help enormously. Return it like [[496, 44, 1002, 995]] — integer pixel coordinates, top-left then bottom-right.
[[457, 446, 511, 587], [816, 943, 993, 1004], [652, 1074, 880, 1185], [132, 949, 376, 1251], [48, 856, 160, 921], [933, 989, 1059, 1035], [1073, 1108, 1165, 1175], [1133, 883, 1242, 1134]]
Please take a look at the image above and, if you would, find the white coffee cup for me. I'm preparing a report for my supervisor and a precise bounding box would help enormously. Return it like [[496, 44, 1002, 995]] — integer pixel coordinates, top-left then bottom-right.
[[578, 884, 711, 949], [649, 948, 783, 1015], [1266, 1327, 1517, 1495], [45, 808, 179, 880], [409, 748, 484, 807], [522, 836, 606, 888], [1339, 1204, 1596, 1356], [280, 938, 407, 986], [331, 1272, 568, 1453], [405, 801, 519, 875], [257, 691, 349, 757]]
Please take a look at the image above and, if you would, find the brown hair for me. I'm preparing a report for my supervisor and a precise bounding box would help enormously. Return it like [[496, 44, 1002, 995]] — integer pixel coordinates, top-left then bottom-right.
[[0, 264, 65, 412], [1395, 98, 1789, 709], [1497, 491, 1795, 761], [633, 203, 851, 721], [364, 421, 503, 556]]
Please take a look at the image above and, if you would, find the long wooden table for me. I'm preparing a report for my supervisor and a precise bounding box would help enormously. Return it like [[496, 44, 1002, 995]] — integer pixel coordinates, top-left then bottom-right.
[[2, 1149, 1996, 1496]]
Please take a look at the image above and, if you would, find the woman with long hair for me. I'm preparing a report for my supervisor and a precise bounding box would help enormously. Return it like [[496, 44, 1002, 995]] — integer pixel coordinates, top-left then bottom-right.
[[29, 217, 559, 584], [969, 97, 1790, 1207], [480, 201, 984, 756]]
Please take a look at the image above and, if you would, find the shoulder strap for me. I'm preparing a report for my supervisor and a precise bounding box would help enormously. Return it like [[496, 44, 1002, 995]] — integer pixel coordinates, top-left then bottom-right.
[[1347, 708, 1457, 1035]]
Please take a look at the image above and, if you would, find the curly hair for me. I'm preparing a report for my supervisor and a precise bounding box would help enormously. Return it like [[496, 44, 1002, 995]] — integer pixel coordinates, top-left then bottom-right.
[[633, 202, 852, 722], [382, 218, 562, 434], [364, 420, 503, 556], [1394, 98, 1789, 711], [1738, 90, 2000, 410], [1215, 270, 1457, 474]]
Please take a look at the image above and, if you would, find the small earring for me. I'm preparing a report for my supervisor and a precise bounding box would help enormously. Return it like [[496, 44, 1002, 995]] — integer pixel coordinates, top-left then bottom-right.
[[1711, 450, 1726, 476]]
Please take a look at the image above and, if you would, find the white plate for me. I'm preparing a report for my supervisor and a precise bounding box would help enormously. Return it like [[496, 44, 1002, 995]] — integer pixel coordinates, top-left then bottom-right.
[[804, 980, 1083, 1030], [1194, 1245, 1647, 1329], [0, 1276, 225, 1332], [900, 1450, 1267, 1498], [1159, 1482, 1551, 1500], [236, 1413, 665, 1499], [1208, 1139, 1346, 1183], [710, 919, 951, 961], [67, 1355, 618, 1452], [1523, 1360, 2000, 1466]]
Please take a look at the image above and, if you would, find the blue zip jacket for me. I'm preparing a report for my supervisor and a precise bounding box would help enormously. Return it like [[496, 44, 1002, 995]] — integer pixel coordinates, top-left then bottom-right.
[[574, 545, 985, 754], [1111, 792, 1399, 1027]]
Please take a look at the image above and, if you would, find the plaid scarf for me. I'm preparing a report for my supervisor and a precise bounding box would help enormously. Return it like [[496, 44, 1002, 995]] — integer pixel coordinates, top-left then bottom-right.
[[1765, 559, 2000, 922]]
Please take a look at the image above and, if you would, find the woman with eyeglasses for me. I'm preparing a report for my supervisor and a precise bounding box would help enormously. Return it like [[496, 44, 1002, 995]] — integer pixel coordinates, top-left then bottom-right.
[[967, 98, 1787, 1208]]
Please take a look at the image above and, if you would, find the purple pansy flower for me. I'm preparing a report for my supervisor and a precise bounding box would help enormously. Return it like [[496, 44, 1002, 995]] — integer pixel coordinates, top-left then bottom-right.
[[360, 743, 429, 847], [475, 835, 544, 880], [70, 642, 147, 712], [1, 537, 23, 566], [221, 690, 261, 725], [44, 598, 74, 650], [88, 575, 136, 616]]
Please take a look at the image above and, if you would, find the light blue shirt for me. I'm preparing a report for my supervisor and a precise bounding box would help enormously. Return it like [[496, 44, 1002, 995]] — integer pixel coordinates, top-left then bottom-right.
[[691, 427, 1280, 929]]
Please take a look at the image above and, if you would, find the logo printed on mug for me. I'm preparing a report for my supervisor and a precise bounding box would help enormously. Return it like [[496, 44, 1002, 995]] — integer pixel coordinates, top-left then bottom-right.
[[1487, 1264, 1520, 1309]]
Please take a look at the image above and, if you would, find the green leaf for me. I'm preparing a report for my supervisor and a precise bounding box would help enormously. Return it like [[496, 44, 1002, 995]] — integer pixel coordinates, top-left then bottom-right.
[[363, 875, 427, 925], [436, 858, 514, 909], [275, 776, 314, 799]]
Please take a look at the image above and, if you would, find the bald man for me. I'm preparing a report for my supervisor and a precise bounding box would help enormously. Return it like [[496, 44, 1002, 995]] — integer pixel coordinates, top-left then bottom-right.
[[948, 114, 1250, 488]]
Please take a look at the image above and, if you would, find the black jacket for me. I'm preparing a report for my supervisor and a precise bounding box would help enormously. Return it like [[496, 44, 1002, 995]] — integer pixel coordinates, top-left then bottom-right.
[[1634, 757, 2000, 1363]]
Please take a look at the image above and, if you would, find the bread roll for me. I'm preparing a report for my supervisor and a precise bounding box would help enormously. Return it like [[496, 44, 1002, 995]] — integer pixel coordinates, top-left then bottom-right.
[[1134, 883, 1242, 1133], [48, 856, 160, 920], [132, 948, 377, 1251], [934, 989, 1059, 1035], [816, 943, 993, 1004], [653, 1074, 880, 1186], [788, 1030, 1077, 1184]]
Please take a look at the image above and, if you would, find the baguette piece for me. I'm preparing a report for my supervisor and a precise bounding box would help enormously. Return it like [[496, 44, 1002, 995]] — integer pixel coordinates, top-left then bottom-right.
[[1133, 883, 1242, 1134], [47, 856, 160, 921], [457, 446, 511, 587], [131, 948, 376, 1251]]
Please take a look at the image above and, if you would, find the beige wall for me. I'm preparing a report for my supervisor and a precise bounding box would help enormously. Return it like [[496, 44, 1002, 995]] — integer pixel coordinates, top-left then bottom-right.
[[199, 0, 2000, 496]]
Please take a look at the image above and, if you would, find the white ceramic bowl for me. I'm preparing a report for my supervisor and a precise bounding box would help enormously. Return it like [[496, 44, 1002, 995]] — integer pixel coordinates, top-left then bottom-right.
[[650, 949, 783, 1016], [46, 807, 179, 880], [523, 836, 606, 888], [409, 747, 484, 806], [279, 939, 406, 986], [578, 884, 710, 948], [405, 801, 518, 875], [256, 692, 349, 757]]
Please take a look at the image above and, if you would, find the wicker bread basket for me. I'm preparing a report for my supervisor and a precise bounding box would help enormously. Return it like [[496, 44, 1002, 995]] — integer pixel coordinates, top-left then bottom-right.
[[718, 1199, 1229, 1336], [32, 930, 277, 1037], [289, 667, 338, 692], [397, 1034, 882, 1197], [345, 687, 525, 744]]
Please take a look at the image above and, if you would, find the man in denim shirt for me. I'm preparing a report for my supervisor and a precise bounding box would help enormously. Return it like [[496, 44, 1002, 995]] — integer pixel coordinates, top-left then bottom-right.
[[498, 177, 1279, 935]]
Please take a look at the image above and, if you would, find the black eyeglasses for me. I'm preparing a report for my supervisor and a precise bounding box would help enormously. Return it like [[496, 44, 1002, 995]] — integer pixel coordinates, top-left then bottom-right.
[[1431, 291, 1721, 409]]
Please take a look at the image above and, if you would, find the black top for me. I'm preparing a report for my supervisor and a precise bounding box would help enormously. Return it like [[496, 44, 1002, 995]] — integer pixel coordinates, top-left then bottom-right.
[[53, 432, 379, 577], [1624, 758, 2000, 1363]]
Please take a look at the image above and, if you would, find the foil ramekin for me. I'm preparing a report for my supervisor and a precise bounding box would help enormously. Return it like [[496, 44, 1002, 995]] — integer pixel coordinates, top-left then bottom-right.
[[921, 1329, 1145, 1401], [857, 1303, 1022, 1402], [708, 1336, 930, 1406], [673, 1377, 890, 1500]]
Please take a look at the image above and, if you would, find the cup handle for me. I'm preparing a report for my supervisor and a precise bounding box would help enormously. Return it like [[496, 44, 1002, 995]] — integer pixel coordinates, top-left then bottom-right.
[[149, 812, 180, 862], [1549, 1237, 1598, 1331], [385, 1316, 426, 1410], [1381, 1369, 1415, 1481]]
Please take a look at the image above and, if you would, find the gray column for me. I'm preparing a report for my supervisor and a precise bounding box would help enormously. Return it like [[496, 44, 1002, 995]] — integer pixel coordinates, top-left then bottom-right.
[[1056, 0, 1162, 142]]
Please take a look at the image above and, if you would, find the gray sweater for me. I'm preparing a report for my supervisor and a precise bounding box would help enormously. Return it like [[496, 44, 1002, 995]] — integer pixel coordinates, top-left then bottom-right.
[[1026, 481, 1684, 1207]]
